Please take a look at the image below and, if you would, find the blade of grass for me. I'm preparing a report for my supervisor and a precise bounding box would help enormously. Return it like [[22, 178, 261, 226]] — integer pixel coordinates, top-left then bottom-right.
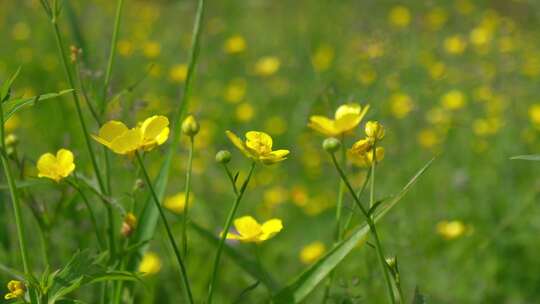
[[510, 155, 540, 161], [272, 158, 435, 303]]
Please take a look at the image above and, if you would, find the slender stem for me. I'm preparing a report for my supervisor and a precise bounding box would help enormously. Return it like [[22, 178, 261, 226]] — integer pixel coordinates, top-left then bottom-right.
[[370, 141, 377, 209], [206, 162, 256, 304], [182, 137, 195, 257], [223, 164, 239, 196], [100, 0, 125, 114], [342, 169, 372, 239], [330, 153, 395, 304], [135, 151, 194, 304], [0, 94, 31, 276]]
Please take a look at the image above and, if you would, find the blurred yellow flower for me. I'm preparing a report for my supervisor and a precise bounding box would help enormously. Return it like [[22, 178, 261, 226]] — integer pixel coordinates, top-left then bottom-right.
[[300, 241, 326, 264], [441, 90, 466, 110], [470, 26, 492, 46], [529, 104, 540, 126], [390, 93, 414, 119], [139, 252, 162, 275], [164, 192, 194, 214], [357, 67, 377, 86], [425, 8, 447, 31], [225, 216, 283, 243], [117, 40, 134, 57], [264, 116, 287, 135], [12, 22, 31, 41], [388, 5, 411, 28], [308, 103, 369, 137], [436, 220, 467, 240], [169, 64, 188, 83], [311, 45, 334, 72], [224, 78, 247, 104], [235, 103, 255, 122], [455, 0, 474, 15], [143, 41, 161, 58], [417, 129, 440, 149], [226, 130, 289, 165], [4, 115, 20, 133], [92, 116, 169, 155], [121, 212, 137, 237], [37, 149, 75, 182], [224, 35, 246, 54], [254, 56, 280, 76], [4, 280, 25, 300], [444, 35, 467, 54]]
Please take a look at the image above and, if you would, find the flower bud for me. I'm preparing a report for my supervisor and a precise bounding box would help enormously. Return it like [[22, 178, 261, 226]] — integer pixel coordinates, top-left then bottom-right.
[[215, 150, 231, 164], [181, 115, 200, 137], [121, 212, 137, 237], [5, 134, 18, 147], [322, 137, 341, 153], [133, 178, 145, 191], [365, 121, 385, 140]]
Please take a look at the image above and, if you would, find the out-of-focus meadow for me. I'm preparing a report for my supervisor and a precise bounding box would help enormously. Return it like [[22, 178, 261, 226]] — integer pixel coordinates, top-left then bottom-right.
[[2, 0, 540, 303]]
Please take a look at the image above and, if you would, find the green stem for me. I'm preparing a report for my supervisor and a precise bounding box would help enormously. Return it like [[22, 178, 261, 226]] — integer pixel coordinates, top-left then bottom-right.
[[206, 162, 256, 304], [100, 0, 125, 114], [182, 137, 195, 258], [330, 153, 395, 304], [135, 151, 194, 304]]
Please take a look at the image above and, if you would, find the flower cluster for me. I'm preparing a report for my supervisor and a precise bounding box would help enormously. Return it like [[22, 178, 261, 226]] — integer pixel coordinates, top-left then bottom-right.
[[348, 121, 386, 168]]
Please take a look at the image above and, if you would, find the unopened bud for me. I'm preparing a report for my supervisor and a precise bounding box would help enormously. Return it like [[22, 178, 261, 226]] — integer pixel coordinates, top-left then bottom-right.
[[215, 150, 231, 164], [365, 121, 385, 140], [181, 115, 200, 137], [322, 137, 341, 153]]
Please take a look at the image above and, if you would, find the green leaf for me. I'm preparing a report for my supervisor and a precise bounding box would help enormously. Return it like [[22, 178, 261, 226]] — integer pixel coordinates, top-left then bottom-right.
[[511, 155, 540, 161], [129, 0, 205, 269], [1, 67, 21, 102], [3, 89, 73, 120], [272, 158, 435, 303], [191, 222, 280, 292]]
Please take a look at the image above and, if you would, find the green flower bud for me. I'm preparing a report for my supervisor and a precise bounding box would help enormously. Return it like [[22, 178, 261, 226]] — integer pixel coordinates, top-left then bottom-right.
[[181, 115, 200, 137], [322, 137, 341, 153], [215, 150, 232, 164]]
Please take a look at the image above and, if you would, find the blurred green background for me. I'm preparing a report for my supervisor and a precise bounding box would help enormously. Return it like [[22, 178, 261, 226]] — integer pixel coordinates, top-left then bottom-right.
[[2, 0, 540, 303]]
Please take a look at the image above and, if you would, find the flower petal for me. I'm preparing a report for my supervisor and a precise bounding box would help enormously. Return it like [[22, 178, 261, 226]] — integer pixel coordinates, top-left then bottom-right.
[[246, 131, 273, 153], [233, 216, 262, 239], [226, 130, 252, 158], [37, 153, 58, 180], [56, 149, 75, 178], [110, 128, 143, 154], [93, 120, 129, 147], [141, 115, 169, 141], [308, 116, 338, 136], [335, 103, 362, 120], [260, 149, 290, 165], [259, 218, 283, 241]]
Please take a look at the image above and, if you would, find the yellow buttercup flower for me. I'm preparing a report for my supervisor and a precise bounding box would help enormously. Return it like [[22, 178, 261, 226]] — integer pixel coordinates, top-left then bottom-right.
[[226, 130, 289, 165], [308, 103, 369, 137], [365, 121, 385, 140], [37, 149, 76, 182], [441, 90, 466, 110], [436, 220, 467, 240], [299, 241, 326, 264], [388, 5, 411, 28], [225, 216, 283, 243], [224, 35, 247, 54], [254, 56, 280, 76], [138, 252, 162, 275], [92, 115, 169, 155], [121, 212, 137, 237], [4, 280, 25, 300], [169, 64, 188, 83], [164, 192, 194, 214], [349, 146, 385, 168]]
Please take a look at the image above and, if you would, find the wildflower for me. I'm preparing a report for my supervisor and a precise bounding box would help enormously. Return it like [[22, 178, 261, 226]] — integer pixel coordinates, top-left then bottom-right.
[[390, 93, 414, 119], [235, 103, 255, 122], [4, 280, 25, 300], [528, 104, 540, 127], [224, 35, 246, 54], [164, 192, 194, 214], [299, 241, 326, 264], [138, 252, 162, 275], [215, 150, 232, 164], [181, 115, 200, 137], [37, 149, 76, 182], [142, 41, 161, 59], [349, 146, 385, 168], [92, 115, 169, 155], [121, 212, 137, 237], [441, 90, 466, 110], [311, 45, 335, 72], [417, 129, 440, 149], [436, 220, 467, 240], [322, 137, 341, 153], [264, 116, 287, 135], [224, 216, 283, 243], [365, 121, 385, 140], [12, 22, 30, 41], [117, 40, 134, 57], [308, 103, 369, 137], [224, 78, 247, 104], [425, 8, 448, 31], [226, 130, 289, 165], [388, 5, 411, 28], [254, 56, 280, 76], [444, 35, 467, 55], [169, 64, 188, 83]]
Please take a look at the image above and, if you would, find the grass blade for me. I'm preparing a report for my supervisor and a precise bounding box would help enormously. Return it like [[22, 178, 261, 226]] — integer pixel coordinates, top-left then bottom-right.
[[272, 158, 435, 303], [511, 155, 540, 161]]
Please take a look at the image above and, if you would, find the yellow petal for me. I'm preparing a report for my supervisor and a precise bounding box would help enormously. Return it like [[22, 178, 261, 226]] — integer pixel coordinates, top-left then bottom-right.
[[56, 149, 75, 177], [308, 116, 338, 136], [245, 131, 273, 154], [226, 130, 252, 158], [260, 149, 290, 165], [233, 216, 262, 239], [259, 218, 283, 241], [110, 128, 143, 154], [141, 115, 169, 141], [335, 103, 362, 120], [37, 153, 58, 181], [93, 120, 129, 147]]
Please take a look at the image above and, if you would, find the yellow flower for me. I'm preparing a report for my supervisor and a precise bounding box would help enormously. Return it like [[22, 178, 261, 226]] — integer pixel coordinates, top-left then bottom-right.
[[528, 104, 540, 126], [169, 64, 188, 83], [311, 45, 334, 72], [92, 116, 169, 155], [117, 40, 134, 57], [436, 220, 467, 240], [235, 103, 255, 122], [138, 252, 162, 275], [121, 212, 137, 237], [390, 93, 414, 119], [254, 56, 280, 76], [226, 130, 289, 165], [299, 241, 326, 264], [365, 121, 385, 140], [143, 41, 161, 59], [225, 216, 283, 243], [224, 78, 247, 104], [388, 5, 411, 28], [441, 90, 466, 110], [417, 129, 440, 149], [37, 149, 75, 182], [164, 192, 194, 214], [348, 146, 385, 168], [444, 35, 467, 54], [224, 35, 246, 54], [308, 103, 369, 137], [4, 280, 25, 300]]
